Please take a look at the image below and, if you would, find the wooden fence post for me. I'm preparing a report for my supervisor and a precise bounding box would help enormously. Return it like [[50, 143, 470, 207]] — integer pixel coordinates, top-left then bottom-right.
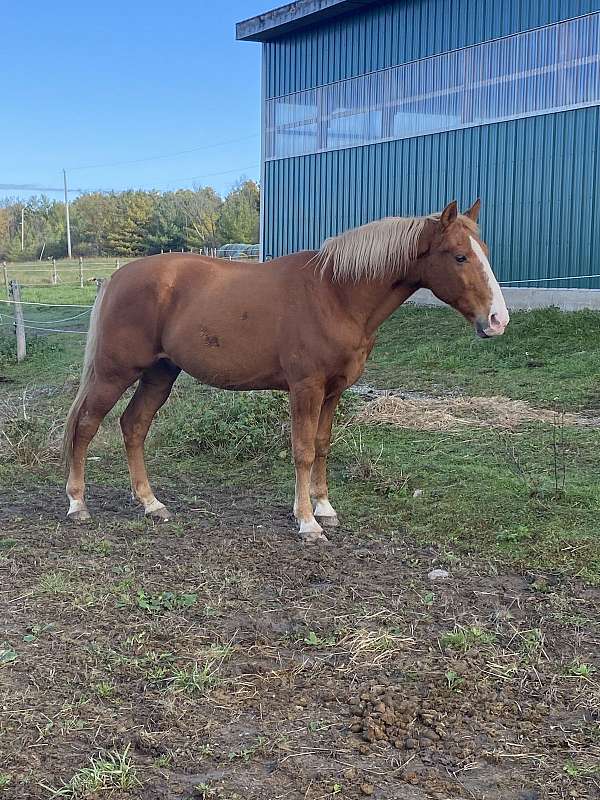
[[2, 261, 8, 298], [79, 256, 84, 288], [9, 281, 26, 362], [51, 258, 58, 285]]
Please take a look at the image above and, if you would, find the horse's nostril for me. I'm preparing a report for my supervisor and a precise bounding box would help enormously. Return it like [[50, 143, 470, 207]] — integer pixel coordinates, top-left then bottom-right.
[[490, 313, 502, 328]]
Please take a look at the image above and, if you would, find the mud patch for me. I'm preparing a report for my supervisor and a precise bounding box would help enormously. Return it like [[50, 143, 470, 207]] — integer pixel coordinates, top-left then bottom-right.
[[0, 482, 598, 799]]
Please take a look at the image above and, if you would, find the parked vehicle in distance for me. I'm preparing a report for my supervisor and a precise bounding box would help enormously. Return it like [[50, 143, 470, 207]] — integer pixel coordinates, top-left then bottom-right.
[[216, 243, 259, 260]]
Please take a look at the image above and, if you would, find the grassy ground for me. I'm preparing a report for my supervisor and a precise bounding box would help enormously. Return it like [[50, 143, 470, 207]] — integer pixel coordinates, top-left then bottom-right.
[[3, 257, 126, 289], [365, 305, 600, 409], [1, 296, 599, 799], [0, 297, 599, 582]]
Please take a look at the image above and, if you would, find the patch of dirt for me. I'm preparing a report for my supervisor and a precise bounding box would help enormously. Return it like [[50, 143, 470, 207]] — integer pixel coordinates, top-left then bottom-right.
[[353, 393, 600, 431], [0, 483, 599, 800]]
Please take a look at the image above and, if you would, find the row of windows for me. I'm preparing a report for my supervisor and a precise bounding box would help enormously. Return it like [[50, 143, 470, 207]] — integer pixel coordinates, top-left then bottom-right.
[[264, 13, 600, 160]]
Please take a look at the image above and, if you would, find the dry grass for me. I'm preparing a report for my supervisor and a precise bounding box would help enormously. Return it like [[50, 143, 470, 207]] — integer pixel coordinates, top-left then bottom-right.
[[353, 394, 594, 432], [0, 389, 64, 466], [337, 627, 416, 666]]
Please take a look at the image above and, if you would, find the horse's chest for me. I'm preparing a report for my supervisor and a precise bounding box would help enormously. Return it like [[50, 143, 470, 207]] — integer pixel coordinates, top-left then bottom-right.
[[339, 337, 375, 386]]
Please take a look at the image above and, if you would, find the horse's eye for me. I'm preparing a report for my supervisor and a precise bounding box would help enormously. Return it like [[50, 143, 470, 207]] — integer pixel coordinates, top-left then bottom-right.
[[455, 255, 467, 263]]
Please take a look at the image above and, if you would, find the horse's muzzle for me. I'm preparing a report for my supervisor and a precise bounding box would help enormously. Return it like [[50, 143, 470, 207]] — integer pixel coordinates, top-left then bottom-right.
[[475, 313, 508, 338]]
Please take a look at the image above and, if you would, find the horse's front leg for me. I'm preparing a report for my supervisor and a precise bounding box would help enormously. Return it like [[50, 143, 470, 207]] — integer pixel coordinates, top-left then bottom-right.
[[310, 391, 342, 527], [289, 380, 327, 543]]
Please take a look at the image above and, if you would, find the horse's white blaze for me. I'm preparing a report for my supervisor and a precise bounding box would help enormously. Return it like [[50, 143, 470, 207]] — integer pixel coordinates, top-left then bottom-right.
[[469, 236, 509, 329], [314, 498, 337, 518]]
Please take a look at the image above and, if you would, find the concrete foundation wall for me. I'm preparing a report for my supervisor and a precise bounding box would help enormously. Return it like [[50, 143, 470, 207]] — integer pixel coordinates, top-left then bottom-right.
[[410, 287, 600, 312]]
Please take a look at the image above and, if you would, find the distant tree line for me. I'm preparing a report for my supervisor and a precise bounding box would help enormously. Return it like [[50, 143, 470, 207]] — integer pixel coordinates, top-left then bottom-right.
[[0, 180, 260, 261]]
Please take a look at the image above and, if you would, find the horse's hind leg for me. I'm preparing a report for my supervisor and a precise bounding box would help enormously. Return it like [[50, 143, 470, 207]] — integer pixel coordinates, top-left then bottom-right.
[[310, 391, 342, 527], [67, 376, 135, 521], [120, 359, 181, 521]]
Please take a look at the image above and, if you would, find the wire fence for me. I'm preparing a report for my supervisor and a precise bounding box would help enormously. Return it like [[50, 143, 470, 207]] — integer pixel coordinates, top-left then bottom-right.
[[0, 246, 258, 355], [2, 249, 260, 296], [1, 257, 125, 293], [2, 260, 599, 364], [0, 305, 91, 336], [0, 285, 96, 353]]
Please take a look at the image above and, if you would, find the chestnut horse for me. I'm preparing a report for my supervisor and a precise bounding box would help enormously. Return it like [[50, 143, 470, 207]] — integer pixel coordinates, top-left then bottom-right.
[[63, 200, 509, 542]]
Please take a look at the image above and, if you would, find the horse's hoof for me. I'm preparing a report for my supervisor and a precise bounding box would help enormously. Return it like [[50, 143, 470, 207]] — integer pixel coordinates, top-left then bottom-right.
[[145, 506, 172, 522], [67, 508, 91, 523], [315, 514, 339, 528], [301, 529, 330, 545], [299, 519, 329, 544]]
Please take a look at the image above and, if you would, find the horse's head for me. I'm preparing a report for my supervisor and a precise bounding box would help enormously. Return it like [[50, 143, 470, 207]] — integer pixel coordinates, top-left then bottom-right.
[[418, 200, 509, 338]]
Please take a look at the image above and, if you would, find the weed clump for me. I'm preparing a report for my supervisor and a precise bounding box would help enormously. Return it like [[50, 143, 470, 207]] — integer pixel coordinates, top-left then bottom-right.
[[155, 386, 290, 460]]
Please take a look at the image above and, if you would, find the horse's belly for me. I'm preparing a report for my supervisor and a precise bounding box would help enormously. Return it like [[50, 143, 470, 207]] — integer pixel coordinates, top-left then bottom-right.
[[171, 348, 286, 391], [161, 309, 286, 390]]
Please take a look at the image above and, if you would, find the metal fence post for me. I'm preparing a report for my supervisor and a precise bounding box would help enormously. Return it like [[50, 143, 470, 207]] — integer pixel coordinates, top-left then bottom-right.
[[9, 280, 26, 362], [2, 261, 8, 299]]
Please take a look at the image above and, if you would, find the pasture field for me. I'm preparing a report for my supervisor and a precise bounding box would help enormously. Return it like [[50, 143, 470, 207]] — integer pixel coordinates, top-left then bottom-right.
[[0, 294, 599, 799], [3, 258, 127, 289]]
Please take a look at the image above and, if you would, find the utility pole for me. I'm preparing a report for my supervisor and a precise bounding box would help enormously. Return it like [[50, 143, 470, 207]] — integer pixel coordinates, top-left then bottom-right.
[[21, 206, 24, 251], [63, 168, 72, 258]]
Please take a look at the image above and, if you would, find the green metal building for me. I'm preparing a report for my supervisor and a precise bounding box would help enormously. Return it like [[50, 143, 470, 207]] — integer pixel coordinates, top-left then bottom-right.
[[238, 1, 600, 300]]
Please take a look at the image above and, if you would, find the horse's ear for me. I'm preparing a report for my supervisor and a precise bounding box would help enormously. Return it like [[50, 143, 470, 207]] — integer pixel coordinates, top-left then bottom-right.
[[465, 198, 481, 222], [439, 200, 458, 229]]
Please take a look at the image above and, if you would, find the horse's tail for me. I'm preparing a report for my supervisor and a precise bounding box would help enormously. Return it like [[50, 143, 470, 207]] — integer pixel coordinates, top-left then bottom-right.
[[62, 279, 110, 472]]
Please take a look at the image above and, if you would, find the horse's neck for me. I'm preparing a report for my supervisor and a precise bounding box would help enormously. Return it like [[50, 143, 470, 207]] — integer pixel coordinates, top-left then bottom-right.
[[333, 276, 418, 336]]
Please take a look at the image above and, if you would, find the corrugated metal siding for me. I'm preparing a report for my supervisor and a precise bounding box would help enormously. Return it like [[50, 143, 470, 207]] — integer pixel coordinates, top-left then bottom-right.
[[266, 13, 600, 160], [264, 0, 600, 99], [263, 106, 600, 289]]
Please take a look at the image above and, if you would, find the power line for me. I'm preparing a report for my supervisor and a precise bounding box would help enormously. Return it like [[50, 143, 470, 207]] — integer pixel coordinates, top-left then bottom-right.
[[68, 133, 260, 171], [85, 164, 260, 193], [150, 163, 260, 190], [4, 163, 260, 199], [0, 183, 83, 193]]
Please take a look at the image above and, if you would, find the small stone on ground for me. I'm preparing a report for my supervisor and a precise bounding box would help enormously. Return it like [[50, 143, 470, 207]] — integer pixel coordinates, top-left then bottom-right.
[[428, 568, 450, 580]]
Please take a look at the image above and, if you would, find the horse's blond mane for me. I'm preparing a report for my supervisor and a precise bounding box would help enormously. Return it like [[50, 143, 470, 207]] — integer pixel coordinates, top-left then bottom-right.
[[315, 213, 478, 283]]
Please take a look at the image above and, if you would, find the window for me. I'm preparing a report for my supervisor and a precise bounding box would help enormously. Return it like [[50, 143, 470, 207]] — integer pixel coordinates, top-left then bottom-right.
[[265, 13, 600, 160]]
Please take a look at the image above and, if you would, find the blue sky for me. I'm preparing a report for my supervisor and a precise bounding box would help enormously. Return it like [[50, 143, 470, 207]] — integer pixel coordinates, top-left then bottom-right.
[[0, 0, 272, 201]]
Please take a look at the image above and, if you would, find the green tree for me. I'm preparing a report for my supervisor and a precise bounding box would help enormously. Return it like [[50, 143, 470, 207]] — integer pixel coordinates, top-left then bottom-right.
[[0, 196, 66, 260], [145, 192, 187, 254], [175, 187, 223, 250], [0, 202, 19, 260], [104, 191, 157, 257], [71, 192, 115, 256], [217, 180, 259, 244], [0, 178, 260, 261]]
